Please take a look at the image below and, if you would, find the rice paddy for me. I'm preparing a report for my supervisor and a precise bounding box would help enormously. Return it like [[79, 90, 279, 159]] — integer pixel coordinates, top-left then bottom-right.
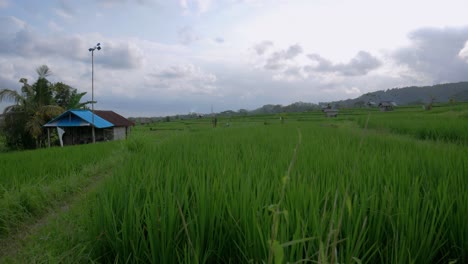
[[1, 103, 467, 263]]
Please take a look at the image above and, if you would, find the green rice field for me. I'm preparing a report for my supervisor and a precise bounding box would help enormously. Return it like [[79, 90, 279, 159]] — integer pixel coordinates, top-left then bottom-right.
[[1, 103, 467, 263]]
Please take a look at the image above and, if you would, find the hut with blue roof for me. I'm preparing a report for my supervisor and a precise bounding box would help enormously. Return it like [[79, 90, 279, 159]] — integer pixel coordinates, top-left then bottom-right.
[[43, 109, 134, 146]]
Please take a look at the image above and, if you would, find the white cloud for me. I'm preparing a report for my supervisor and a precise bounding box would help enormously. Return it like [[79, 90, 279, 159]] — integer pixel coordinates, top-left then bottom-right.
[[272, 66, 306, 82], [179, 0, 213, 14], [0, 18, 145, 69], [264, 44, 303, 70], [48, 20, 64, 32], [253, 40, 273, 55], [95, 41, 145, 69], [178, 26, 200, 45], [54, 0, 75, 19], [345, 87, 361, 95], [392, 26, 468, 84], [252, 42, 380, 81], [147, 64, 217, 94], [0, 61, 16, 80], [305, 51, 381, 76], [179, 0, 189, 9], [196, 0, 212, 13], [459, 41, 468, 62], [97, 0, 153, 7], [0, 16, 27, 36]]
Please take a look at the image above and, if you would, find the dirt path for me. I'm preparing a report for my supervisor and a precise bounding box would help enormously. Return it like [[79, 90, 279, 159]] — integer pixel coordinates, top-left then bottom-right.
[[0, 160, 116, 262]]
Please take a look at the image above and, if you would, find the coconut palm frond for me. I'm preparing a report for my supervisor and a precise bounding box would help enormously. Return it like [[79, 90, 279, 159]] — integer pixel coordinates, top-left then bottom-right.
[[25, 115, 44, 139], [36, 65, 52, 79], [38, 105, 64, 118], [3, 104, 23, 115], [19, 78, 28, 85], [25, 105, 62, 139], [74, 101, 93, 109], [20, 80, 34, 98], [66, 92, 85, 109], [0, 89, 22, 103]]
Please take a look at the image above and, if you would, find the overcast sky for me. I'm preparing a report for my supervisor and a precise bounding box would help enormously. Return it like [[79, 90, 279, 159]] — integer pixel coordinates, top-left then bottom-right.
[[1, 0, 468, 117]]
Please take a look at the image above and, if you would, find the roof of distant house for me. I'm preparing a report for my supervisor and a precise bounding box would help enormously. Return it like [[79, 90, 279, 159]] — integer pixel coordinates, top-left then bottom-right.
[[379, 101, 397, 106], [43, 110, 123, 128], [94, 110, 134, 127]]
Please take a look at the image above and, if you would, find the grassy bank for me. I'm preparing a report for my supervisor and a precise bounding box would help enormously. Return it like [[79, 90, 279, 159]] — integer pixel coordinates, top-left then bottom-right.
[[0, 141, 122, 238]]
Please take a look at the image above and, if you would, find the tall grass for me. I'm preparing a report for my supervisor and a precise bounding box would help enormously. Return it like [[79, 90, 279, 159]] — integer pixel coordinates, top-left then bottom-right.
[[83, 118, 467, 263], [356, 104, 468, 145], [0, 142, 120, 237], [0, 134, 6, 153]]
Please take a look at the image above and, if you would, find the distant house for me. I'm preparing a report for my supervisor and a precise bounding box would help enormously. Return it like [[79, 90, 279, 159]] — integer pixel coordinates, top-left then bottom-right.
[[43, 109, 134, 146], [94, 110, 134, 140], [323, 108, 339, 117], [378, 101, 396, 111], [137, 117, 152, 125]]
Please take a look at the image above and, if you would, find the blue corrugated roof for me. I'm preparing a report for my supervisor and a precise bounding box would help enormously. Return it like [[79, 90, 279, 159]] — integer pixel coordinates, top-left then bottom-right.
[[43, 110, 113, 128]]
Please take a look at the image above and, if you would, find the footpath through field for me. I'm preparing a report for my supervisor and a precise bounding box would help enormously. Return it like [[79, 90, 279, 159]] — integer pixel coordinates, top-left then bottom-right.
[[0, 145, 124, 262], [0, 130, 178, 263]]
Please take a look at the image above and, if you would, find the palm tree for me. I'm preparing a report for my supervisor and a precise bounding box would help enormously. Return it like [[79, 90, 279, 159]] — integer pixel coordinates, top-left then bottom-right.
[[0, 65, 63, 149]]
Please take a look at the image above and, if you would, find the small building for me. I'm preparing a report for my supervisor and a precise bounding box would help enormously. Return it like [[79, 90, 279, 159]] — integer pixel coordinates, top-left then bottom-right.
[[43, 109, 134, 146], [94, 110, 134, 140], [378, 101, 396, 111], [323, 109, 339, 117]]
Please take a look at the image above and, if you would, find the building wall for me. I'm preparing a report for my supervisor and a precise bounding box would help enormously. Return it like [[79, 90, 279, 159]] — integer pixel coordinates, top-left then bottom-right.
[[113, 127, 127, 140], [63, 127, 107, 145]]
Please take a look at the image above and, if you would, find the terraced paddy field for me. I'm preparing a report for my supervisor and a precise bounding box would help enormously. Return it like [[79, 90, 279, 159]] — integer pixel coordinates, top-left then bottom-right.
[[1, 103, 467, 263]]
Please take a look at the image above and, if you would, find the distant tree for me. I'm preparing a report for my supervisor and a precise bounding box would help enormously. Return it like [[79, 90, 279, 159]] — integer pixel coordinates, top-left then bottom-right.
[[354, 100, 366, 108], [238, 109, 248, 116], [53, 82, 91, 109], [425, 95, 436, 110], [0, 65, 89, 149]]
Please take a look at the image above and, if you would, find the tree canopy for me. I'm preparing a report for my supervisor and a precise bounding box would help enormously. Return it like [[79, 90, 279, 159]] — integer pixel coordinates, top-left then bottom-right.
[[0, 65, 90, 150]]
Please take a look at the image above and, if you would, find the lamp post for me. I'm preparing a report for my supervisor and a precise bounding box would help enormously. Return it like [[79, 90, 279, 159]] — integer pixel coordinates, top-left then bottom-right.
[[88, 43, 101, 143]]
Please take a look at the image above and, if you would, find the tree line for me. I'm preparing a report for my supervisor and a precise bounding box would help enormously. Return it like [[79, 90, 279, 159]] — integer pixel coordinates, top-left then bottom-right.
[[0, 65, 90, 150]]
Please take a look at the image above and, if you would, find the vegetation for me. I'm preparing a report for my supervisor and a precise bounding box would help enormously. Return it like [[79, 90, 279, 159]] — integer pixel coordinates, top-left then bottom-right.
[[0, 65, 90, 150], [0, 141, 121, 238], [1, 103, 467, 263], [355, 104, 468, 144], [328, 82, 468, 108]]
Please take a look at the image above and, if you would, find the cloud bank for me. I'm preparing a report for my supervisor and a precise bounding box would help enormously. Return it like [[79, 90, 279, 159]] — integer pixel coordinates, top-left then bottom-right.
[[2, 0, 468, 117]]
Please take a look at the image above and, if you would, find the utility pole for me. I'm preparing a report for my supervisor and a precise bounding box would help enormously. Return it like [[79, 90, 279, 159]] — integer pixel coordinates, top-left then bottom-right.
[[89, 43, 101, 143]]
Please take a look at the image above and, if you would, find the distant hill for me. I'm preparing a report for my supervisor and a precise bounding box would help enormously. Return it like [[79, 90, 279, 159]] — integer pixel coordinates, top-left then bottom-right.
[[324, 82, 468, 108], [250, 102, 319, 115], [130, 82, 468, 120]]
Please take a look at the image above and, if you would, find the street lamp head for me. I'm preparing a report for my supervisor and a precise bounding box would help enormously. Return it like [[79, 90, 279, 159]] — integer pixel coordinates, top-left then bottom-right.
[[89, 43, 102, 52]]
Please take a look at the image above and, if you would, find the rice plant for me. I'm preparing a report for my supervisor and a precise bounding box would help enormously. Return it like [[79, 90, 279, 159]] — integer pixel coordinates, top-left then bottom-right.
[[2, 104, 466, 263], [83, 108, 467, 263], [0, 141, 120, 237]]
